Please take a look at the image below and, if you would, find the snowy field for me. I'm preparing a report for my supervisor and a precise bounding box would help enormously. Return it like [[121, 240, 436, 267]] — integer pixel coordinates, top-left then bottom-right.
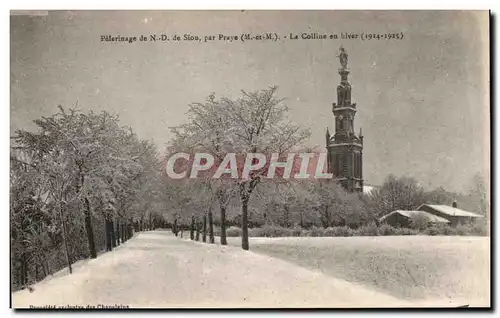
[[12, 231, 489, 308], [226, 235, 491, 307]]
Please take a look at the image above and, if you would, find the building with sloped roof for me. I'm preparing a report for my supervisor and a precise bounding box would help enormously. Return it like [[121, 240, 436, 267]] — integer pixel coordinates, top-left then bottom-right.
[[379, 210, 450, 228], [417, 203, 484, 226]]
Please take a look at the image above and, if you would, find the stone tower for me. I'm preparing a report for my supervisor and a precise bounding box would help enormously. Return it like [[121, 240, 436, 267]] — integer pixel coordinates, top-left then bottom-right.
[[326, 46, 363, 192]]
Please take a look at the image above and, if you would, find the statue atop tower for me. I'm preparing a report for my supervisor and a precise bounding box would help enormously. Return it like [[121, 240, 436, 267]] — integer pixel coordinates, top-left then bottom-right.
[[338, 46, 348, 70]]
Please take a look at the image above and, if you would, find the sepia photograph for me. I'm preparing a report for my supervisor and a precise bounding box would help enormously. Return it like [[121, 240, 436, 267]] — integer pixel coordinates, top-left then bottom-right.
[[10, 10, 490, 309]]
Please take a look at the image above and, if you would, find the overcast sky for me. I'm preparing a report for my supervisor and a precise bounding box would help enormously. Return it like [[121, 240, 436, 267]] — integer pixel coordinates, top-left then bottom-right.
[[10, 10, 489, 192]]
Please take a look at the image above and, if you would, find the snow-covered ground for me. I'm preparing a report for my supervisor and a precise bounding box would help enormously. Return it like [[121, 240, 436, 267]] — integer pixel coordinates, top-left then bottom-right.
[[12, 231, 414, 309], [225, 235, 490, 308], [12, 231, 488, 308]]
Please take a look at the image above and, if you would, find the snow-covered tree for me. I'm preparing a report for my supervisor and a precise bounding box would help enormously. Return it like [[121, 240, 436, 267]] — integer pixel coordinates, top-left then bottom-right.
[[367, 174, 426, 218], [169, 87, 310, 250], [10, 106, 165, 287], [304, 179, 368, 228]]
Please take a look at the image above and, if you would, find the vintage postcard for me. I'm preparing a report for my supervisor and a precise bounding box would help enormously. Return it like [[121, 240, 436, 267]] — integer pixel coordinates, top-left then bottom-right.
[[10, 10, 490, 309]]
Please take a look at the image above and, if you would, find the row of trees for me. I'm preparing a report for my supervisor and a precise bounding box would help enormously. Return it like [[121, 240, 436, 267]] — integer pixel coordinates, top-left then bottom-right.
[[167, 172, 489, 236], [164, 87, 489, 247], [10, 106, 167, 289]]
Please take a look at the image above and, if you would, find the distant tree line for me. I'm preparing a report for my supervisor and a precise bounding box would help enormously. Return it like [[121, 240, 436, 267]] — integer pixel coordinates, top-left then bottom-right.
[[167, 173, 489, 234]]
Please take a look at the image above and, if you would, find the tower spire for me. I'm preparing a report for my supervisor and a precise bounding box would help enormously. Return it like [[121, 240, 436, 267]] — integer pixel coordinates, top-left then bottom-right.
[[327, 46, 363, 192], [335, 47, 352, 107]]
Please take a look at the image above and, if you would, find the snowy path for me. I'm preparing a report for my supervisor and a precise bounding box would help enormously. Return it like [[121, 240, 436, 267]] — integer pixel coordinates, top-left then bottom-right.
[[13, 231, 418, 308]]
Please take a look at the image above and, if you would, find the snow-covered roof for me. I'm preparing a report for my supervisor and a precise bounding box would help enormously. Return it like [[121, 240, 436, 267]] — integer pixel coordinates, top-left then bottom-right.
[[363, 185, 376, 195], [417, 204, 484, 218], [379, 210, 450, 224]]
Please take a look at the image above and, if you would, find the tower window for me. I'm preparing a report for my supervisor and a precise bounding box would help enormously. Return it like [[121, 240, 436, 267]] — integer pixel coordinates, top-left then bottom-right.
[[335, 154, 341, 176], [342, 155, 348, 174]]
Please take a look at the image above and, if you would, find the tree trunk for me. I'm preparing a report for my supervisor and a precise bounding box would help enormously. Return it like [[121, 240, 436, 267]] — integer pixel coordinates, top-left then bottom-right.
[[284, 204, 290, 228], [83, 197, 97, 258], [241, 198, 249, 251], [111, 218, 117, 248], [321, 206, 330, 229], [79, 169, 97, 259], [220, 205, 227, 245], [116, 220, 121, 246], [109, 218, 114, 250], [44, 259, 50, 277], [202, 214, 207, 242], [127, 221, 131, 240], [21, 253, 28, 286], [173, 219, 178, 236], [195, 225, 200, 241], [58, 203, 73, 274], [128, 218, 133, 239], [190, 216, 195, 240], [123, 222, 128, 242], [208, 209, 215, 244], [37, 254, 47, 278], [120, 224, 125, 243], [105, 218, 112, 252]]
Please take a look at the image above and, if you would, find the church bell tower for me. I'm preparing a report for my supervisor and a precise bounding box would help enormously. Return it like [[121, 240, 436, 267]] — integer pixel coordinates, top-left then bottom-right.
[[326, 46, 363, 192]]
